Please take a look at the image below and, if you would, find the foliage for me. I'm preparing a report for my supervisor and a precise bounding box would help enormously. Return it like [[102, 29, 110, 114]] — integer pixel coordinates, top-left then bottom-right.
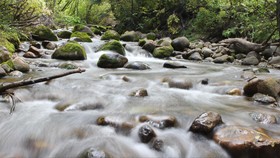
[[167, 14, 181, 35]]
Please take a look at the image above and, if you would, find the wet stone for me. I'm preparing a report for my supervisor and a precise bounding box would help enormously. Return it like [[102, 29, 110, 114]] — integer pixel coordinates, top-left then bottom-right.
[[129, 88, 148, 97], [189, 111, 223, 134], [124, 61, 150, 70], [249, 112, 277, 124], [253, 93, 276, 104], [201, 78, 209, 85], [226, 88, 241, 96], [79, 147, 110, 158], [138, 125, 156, 143], [163, 61, 187, 69], [150, 139, 164, 151], [139, 115, 177, 129]]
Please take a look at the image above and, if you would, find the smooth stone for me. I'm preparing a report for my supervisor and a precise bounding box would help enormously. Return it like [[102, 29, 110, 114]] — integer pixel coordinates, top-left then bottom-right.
[[249, 112, 277, 124], [163, 61, 187, 69]]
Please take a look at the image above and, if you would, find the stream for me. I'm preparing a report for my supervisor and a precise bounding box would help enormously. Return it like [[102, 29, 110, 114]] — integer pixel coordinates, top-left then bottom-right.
[[0, 37, 279, 158]]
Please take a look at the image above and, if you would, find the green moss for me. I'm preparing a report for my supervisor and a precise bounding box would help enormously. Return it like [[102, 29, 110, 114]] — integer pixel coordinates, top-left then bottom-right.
[[33, 25, 58, 41], [73, 24, 86, 32], [138, 39, 146, 46], [71, 32, 92, 42], [57, 31, 72, 39], [146, 33, 156, 40], [101, 30, 120, 40], [1, 59, 14, 72], [0, 30, 20, 49], [99, 40, 125, 55], [97, 54, 118, 67], [0, 38, 15, 53], [120, 31, 140, 42], [92, 25, 108, 32], [91, 27, 102, 35], [153, 46, 174, 58], [52, 41, 87, 60]]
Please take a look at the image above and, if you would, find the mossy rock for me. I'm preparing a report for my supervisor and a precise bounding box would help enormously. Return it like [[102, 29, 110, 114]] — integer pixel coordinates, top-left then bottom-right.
[[0, 38, 15, 53], [0, 31, 20, 49], [91, 25, 108, 32], [58, 62, 78, 69], [153, 46, 174, 58], [73, 24, 94, 36], [97, 53, 128, 68], [52, 41, 87, 60], [57, 31, 72, 39], [0, 46, 11, 64], [138, 39, 147, 47], [101, 30, 120, 40], [90, 27, 102, 35], [1, 59, 14, 72], [70, 32, 92, 42], [99, 40, 125, 55], [146, 33, 156, 40], [32, 25, 58, 41], [120, 31, 141, 42]]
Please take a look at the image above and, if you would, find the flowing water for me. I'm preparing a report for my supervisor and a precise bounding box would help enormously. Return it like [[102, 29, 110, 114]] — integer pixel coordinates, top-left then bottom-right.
[[0, 37, 279, 158]]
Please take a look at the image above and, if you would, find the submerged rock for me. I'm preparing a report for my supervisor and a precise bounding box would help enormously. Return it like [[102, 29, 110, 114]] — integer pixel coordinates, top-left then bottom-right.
[[249, 112, 277, 124], [164, 78, 193, 90], [78, 147, 110, 158], [28, 46, 42, 58], [129, 88, 148, 97], [138, 125, 156, 143], [253, 93, 277, 104], [163, 61, 187, 69], [120, 31, 141, 42], [97, 53, 128, 68], [189, 111, 223, 134], [139, 115, 177, 129], [226, 88, 241, 96], [124, 61, 150, 70]]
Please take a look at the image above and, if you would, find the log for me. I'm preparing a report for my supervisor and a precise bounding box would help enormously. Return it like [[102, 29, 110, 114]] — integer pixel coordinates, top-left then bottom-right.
[[219, 38, 265, 54], [0, 68, 86, 94]]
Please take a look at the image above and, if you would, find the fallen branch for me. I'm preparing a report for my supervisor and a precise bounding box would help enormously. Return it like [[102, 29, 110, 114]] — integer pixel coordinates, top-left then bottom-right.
[[0, 68, 86, 94]]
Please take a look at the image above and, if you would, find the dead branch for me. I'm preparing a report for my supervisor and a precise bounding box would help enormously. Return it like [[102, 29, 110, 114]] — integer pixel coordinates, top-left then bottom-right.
[[0, 68, 86, 94]]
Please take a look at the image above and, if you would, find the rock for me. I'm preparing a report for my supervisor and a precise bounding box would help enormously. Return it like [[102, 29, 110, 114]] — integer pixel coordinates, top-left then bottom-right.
[[97, 53, 128, 68], [57, 30, 72, 39], [9, 70, 22, 77], [125, 61, 150, 70], [201, 78, 209, 85], [139, 115, 177, 129], [188, 52, 202, 61], [129, 88, 148, 97], [12, 57, 30, 73], [0, 46, 11, 63], [150, 139, 163, 151], [138, 125, 156, 143], [120, 31, 141, 42], [213, 125, 280, 157], [171, 37, 190, 51], [146, 33, 156, 40], [163, 61, 187, 69], [226, 88, 241, 96], [23, 52, 37, 58], [246, 51, 261, 60], [261, 47, 274, 60], [142, 42, 156, 53], [167, 79, 193, 89], [241, 56, 259, 65], [42, 41, 57, 50], [249, 112, 277, 124], [0, 37, 15, 53], [202, 47, 214, 58], [32, 25, 58, 41], [138, 39, 146, 47], [54, 100, 72, 111], [255, 68, 270, 73], [235, 53, 246, 60], [70, 32, 92, 42], [28, 46, 42, 57], [121, 76, 130, 82], [78, 147, 110, 158], [30, 41, 41, 49], [269, 56, 280, 65], [90, 27, 102, 35], [189, 111, 223, 134], [213, 55, 230, 64], [1, 59, 14, 72], [253, 93, 276, 104], [73, 24, 94, 36], [152, 46, 174, 58], [101, 30, 120, 40], [257, 78, 280, 99], [52, 41, 87, 60], [99, 40, 125, 55], [58, 62, 78, 69], [157, 37, 172, 46], [0, 66, 7, 77], [241, 69, 255, 80], [243, 78, 262, 97]]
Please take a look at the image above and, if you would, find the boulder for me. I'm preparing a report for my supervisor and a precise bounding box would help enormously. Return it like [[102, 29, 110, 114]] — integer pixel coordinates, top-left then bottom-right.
[[28, 46, 42, 57], [261, 47, 274, 60], [0, 46, 11, 63], [32, 25, 58, 41], [146, 33, 156, 40], [213, 125, 280, 157], [150, 139, 164, 151], [129, 88, 148, 97], [1, 59, 14, 72], [0, 66, 7, 77], [241, 56, 259, 65], [243, 78, 262, 97], [138, 39, 146, 47], [42, 41, 57, 50], [249, 112, 277, 124], [157, 37, 172, 46], [138, 125, 156, 143], [213, 55, 230, 64], [153, 46, 174, 58], [23, 52, 37, 58], [70, 32, 92, 42], [164, 78, 193, 89], [188, 52, 203, 61], [51, 41, 87, 60], [57, 30, 72, 39], [124, 61, 150, 70], [0, 38, 15, 53], [99, 40, 125, 55], [142, 42, 156, 53], [241, 69, 255, 80], [120, 31, 141, 42], [101, 30, 120, 40], [12, 57, 30, 73], [189, 111, 223, 134], [73, 24, 94, 36], [202, 47, 214, 58], [253, 93, 276, 104], [269, 56, 280, 65], [163, 61, 187, 69], [171, 37, 190, 51], [97, 53, 128, 68]]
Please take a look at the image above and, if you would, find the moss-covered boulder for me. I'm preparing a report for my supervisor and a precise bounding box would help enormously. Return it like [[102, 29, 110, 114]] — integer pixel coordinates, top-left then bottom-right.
[[1, 59, 14, 72], [73, 24, 94, 36], [70, 32, 92, 42], [0, 38, 15, 53], [0, 46, 11, 63], [146, 32, 156, 40], [90, 27, 102, 35], [138, 39, 147, 47], [57, 30, 72, 39], [91, 25, 108, 32], [0, 31, 20, 49], [52, 41, 87, 60], [32, 25, 58, 41], [99, 40, 125, 55], [97, 53, 128, 68], [120, 31, 141, 42], [153, 46, 174, 58], [101, 30, 120, 40]]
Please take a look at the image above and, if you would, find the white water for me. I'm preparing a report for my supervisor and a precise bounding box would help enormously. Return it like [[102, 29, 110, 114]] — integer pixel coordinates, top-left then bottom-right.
[[0, 37, 279, 157]]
